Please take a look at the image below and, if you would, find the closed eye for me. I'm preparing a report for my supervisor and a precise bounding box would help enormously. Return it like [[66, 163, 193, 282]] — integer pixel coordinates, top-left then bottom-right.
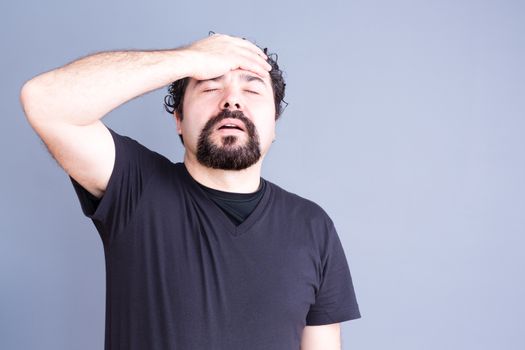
[[203, 88, 218, 93], [245, 90, 259, 94]]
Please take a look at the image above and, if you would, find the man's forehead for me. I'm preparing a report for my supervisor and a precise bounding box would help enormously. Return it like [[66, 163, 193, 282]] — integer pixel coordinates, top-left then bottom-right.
[[191, 69, 270, 88]]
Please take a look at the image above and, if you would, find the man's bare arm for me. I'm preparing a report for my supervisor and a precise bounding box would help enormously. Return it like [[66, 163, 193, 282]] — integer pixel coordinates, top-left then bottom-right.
[[19, 34, 271, 198], [21, 50, 190, 127], [301, 323, 342, 350]]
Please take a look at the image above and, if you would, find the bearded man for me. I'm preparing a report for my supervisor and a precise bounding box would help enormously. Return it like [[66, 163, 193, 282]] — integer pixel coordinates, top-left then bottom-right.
[[20, 33, 361, 350]]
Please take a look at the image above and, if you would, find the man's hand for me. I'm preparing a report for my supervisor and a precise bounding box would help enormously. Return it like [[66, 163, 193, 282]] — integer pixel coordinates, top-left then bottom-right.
[[180, 33, 272, 81]]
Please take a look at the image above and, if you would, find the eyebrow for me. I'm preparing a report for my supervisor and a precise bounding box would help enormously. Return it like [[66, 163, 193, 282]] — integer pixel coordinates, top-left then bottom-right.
[[239, 73, 267, 86], [193, 73, 267, 88]]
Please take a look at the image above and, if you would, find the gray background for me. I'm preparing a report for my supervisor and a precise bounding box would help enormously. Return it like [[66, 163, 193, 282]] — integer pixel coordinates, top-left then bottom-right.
[[2, 0, 524, 349]]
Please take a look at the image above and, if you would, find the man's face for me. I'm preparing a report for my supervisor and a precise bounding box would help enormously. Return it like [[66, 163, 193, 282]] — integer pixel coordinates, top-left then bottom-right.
[[175, 69, 276, 170]]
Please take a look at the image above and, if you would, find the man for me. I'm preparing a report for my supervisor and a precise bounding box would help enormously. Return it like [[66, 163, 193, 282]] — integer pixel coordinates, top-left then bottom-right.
[[20, 33, 361, 349]]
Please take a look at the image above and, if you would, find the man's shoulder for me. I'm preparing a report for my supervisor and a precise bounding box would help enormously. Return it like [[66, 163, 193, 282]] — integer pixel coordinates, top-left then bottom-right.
[[109, 128, 178, 176], [264, 178, 332, 223], [112, 128, 172, 163]]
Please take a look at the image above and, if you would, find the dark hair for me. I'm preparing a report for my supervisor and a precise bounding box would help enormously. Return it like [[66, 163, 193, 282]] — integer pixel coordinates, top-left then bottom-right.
[[164, 46, 287, 145]]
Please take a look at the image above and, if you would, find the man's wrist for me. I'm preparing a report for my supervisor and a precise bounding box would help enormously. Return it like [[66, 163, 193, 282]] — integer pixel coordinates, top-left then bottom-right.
[[166, 47, 194, 81]]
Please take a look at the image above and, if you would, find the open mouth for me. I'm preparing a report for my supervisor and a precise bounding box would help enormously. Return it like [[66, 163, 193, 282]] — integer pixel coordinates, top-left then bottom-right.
[[218, 124, 244, 131], [216, 118, 246, 132]]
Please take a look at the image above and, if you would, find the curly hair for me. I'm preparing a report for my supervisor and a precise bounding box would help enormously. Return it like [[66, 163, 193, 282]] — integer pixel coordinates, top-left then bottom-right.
[[164, 45, 287, 145]]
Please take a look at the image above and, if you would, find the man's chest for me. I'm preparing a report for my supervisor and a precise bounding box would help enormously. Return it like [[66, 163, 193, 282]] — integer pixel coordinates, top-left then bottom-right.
[[108, 200, 321, 330]]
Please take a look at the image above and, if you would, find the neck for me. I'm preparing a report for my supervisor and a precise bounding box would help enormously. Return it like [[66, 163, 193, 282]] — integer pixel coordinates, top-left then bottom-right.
[[183, 151, 263, 193]]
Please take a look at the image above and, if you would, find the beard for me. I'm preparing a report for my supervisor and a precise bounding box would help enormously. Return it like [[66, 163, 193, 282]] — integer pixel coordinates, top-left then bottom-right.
[[196, 109, 261, 170]]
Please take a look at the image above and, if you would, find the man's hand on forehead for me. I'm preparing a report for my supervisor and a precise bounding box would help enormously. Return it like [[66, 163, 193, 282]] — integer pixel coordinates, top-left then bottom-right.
[[180, 33, 272, 81]]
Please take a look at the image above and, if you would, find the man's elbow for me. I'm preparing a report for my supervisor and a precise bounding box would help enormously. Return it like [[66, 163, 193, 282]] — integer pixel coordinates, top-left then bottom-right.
[[20, 78, 43, 123]]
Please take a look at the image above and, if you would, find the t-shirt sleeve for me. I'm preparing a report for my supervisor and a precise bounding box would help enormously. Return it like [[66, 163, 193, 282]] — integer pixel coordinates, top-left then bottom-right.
[[68, 125, 164, 244], [305, 221, 362, 325]]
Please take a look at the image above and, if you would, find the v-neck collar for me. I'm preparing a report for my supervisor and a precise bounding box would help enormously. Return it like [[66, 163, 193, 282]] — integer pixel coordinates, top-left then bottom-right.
[[178, 162, 272, 237]]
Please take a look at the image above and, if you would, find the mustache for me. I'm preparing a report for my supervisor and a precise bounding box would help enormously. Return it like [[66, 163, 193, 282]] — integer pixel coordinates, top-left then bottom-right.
[[216, 109, 245, 120]]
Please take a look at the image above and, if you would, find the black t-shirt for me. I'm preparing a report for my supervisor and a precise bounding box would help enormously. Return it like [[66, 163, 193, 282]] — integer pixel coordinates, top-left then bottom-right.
[[69, 126, 361, 350], [196, 177, 266, 226]]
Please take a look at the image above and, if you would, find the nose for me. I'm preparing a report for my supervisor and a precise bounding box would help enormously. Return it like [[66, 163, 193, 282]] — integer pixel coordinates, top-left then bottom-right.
[[223, 101, 241, 110], [219, 88, 242, 111]]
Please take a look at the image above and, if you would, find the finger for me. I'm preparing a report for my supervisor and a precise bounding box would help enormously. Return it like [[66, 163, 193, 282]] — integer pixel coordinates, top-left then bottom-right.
[[210, 34, 270, 70], [238, 64, 270, 80], [238, 47, 272, 71], [214, 33, 268, 60], [233, 36, 268, 60], [238, 55, 271, 78]]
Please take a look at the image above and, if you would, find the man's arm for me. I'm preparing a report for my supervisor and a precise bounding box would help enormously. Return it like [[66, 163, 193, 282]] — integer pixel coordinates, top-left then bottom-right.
[[301, 323, 341, 350], [20, 49, 192, 199], [19, 34, 271, 198]]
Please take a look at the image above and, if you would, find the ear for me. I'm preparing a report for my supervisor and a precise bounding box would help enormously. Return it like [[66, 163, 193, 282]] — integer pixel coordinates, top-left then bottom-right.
[[174, 111, 183, 135]]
